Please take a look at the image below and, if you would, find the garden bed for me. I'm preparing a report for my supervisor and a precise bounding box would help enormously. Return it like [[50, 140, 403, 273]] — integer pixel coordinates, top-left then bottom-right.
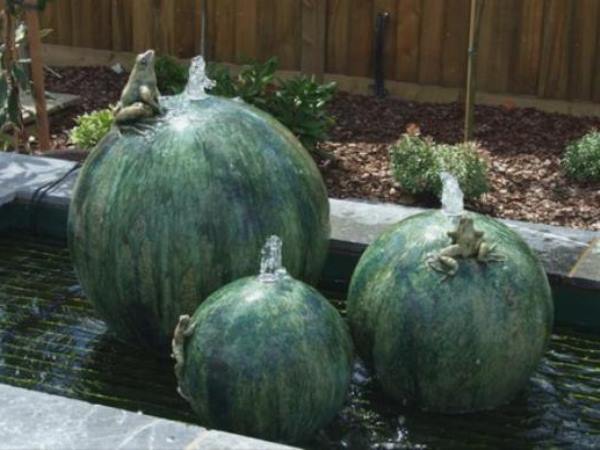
[[42, 66, 600, 231]]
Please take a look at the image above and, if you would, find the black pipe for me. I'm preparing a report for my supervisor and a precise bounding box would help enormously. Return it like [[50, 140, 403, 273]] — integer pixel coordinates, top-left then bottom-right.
[[372, 12, 390, 98]]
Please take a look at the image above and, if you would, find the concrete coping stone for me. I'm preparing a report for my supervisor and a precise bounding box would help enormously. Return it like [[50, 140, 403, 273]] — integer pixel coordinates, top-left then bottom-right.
[[1, 152, 598, 287], [0, 384, 297, 450]]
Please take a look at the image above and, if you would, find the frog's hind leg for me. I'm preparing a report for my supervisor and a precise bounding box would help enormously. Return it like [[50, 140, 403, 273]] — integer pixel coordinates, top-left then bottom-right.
[[478, 242, 505, 264]]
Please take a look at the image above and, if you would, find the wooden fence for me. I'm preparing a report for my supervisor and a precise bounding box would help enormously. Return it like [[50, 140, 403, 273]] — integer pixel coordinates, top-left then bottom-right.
[[40, 0, 600, 103]]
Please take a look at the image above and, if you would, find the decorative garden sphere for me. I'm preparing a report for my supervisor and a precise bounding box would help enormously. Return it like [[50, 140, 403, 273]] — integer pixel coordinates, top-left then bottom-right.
[[68, 95, 330, 349], [172, 237, 353, 444], [347, 211, 553, 413]]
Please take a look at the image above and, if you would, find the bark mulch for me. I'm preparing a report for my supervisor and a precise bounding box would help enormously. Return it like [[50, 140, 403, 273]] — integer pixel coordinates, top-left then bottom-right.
[[43, 67, 600, 231]]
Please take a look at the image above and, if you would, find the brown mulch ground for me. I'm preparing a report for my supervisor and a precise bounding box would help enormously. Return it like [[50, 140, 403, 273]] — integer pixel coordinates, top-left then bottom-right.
[[43, 66, 600, 231]]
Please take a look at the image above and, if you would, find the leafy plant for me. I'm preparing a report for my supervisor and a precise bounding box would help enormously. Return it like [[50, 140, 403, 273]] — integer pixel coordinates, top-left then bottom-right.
[[389, 128, 489, 199], [266, 76, 336, 151], [208, 57, 277, 109], [208, 57, 336, 152], [155, 55, 188, 95], [562, 130, 600, 183], [69, 108, 114, 150]]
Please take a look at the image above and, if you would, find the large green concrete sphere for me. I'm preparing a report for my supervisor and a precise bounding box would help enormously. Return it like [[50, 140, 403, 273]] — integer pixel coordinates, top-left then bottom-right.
[[68, 96, 330, 349], [347, 211, 553, 413], [177, 274, 353, 444]]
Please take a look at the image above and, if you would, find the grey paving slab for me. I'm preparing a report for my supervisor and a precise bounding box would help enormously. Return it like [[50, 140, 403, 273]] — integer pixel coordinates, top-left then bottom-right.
[[330, 198, 600, 280], [0, 384, 300, 450], [186, 431, 297, 450], [570, 238, 600, 283], [0, 384, 204, 450]]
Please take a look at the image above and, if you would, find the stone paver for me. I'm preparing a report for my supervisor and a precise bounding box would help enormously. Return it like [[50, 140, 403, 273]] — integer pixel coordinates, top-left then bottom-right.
[[0, 384, 298, 450]]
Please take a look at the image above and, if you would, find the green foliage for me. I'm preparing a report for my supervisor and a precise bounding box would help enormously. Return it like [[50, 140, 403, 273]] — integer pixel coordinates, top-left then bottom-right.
[[207, 58, 336, 151], [69, 108, 114, 150], [562, 130, 600, 183], [0, 0, 54, 150], [267, 76, 336, 151], [389, 131, 489, 199], [208, 57, 277, 110], [155, 55, 188, 95]]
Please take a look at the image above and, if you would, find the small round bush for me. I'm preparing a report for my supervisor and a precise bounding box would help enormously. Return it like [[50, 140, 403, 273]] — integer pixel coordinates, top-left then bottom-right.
[[562, 131, 600, 182], [389, 132, 488, 199]]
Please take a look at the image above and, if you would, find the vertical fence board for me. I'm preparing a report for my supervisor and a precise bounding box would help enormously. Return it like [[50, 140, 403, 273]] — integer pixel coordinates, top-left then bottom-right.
[[326, 0, 350, 75], [301, 0, 327, 79], [213, 0, 236, 62], [418, 0, 445, 85], [346, 0, 374, 77], [395, 0, 421, 82], [235, 0, 258, 63], [273, 0, 300, 69], [256, 0, 276, 62], [441, 0, 469, 87], [569, 0, 599, 100], [483, 0, 520, 93], [512, 0, 544, 95], [537, 0, 574, 99], [111, 0, 133, 52]]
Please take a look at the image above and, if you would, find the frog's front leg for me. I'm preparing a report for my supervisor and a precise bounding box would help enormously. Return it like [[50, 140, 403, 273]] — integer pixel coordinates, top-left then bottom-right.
[[427, 244, 461, 279], [115, 101, 155, 124], [477, 242, 505, 263], [139, 85, 161, 113]]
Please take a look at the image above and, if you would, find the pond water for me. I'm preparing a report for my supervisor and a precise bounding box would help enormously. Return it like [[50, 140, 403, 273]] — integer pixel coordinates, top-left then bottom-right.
[[0, 232, 599, 449]]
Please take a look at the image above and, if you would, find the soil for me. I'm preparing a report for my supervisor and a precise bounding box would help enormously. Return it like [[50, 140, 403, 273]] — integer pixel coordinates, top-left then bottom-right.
[[41, 66, 600, 231]]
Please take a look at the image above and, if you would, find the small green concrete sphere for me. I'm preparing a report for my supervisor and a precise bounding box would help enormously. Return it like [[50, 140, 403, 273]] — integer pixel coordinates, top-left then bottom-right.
[[175, 274, 353, 444]]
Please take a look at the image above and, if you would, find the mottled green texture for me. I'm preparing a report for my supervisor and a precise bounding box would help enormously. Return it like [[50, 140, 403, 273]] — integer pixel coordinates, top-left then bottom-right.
[[178, 275, 353, 444], [68, 95, 330, 349], [347, 211, 554, 413]]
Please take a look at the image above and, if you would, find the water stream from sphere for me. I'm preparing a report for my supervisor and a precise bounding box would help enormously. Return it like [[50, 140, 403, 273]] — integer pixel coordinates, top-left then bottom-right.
[[259, 235, 287, 283], [184, 55, 215, 101], [440, 171, 464, 220]]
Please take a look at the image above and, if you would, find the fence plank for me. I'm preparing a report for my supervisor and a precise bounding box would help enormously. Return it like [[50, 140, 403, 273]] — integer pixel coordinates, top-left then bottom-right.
[[569, 0, 599, 100], [512, 0, 544, 95], [441, 0, 469, 87], [301, 0, 327, 79], [327, 0, 350, 75], [538, 0, 574, 99], [347, 0, 373, 77], [235, 0, 258, 63], [274, 0, 300, 69], [214, 0, 236, 63], [418, 0, 445, 85], [395, 0, 421, 82]]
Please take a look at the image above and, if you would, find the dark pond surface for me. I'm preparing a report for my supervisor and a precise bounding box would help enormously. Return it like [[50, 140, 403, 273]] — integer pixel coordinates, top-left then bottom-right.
[[0, 232, 599, 449]]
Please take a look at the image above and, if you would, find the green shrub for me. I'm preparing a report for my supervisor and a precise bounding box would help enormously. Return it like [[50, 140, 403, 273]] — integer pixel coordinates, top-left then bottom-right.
[[266, 76, 336, 151], [69, 108, 114, 150], [389, 132, 489, 199], [207, 58, 336, 152], [562, 131, 600, 182], [155, 55, 188, 95]]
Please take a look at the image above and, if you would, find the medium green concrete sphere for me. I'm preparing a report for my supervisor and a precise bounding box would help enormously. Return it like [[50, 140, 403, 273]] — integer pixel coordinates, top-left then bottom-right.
[[347, 211, 554, 413]]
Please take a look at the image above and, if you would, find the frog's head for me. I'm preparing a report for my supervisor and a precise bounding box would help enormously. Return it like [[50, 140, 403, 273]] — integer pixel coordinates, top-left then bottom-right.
[[133, 49, 156, 75]]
